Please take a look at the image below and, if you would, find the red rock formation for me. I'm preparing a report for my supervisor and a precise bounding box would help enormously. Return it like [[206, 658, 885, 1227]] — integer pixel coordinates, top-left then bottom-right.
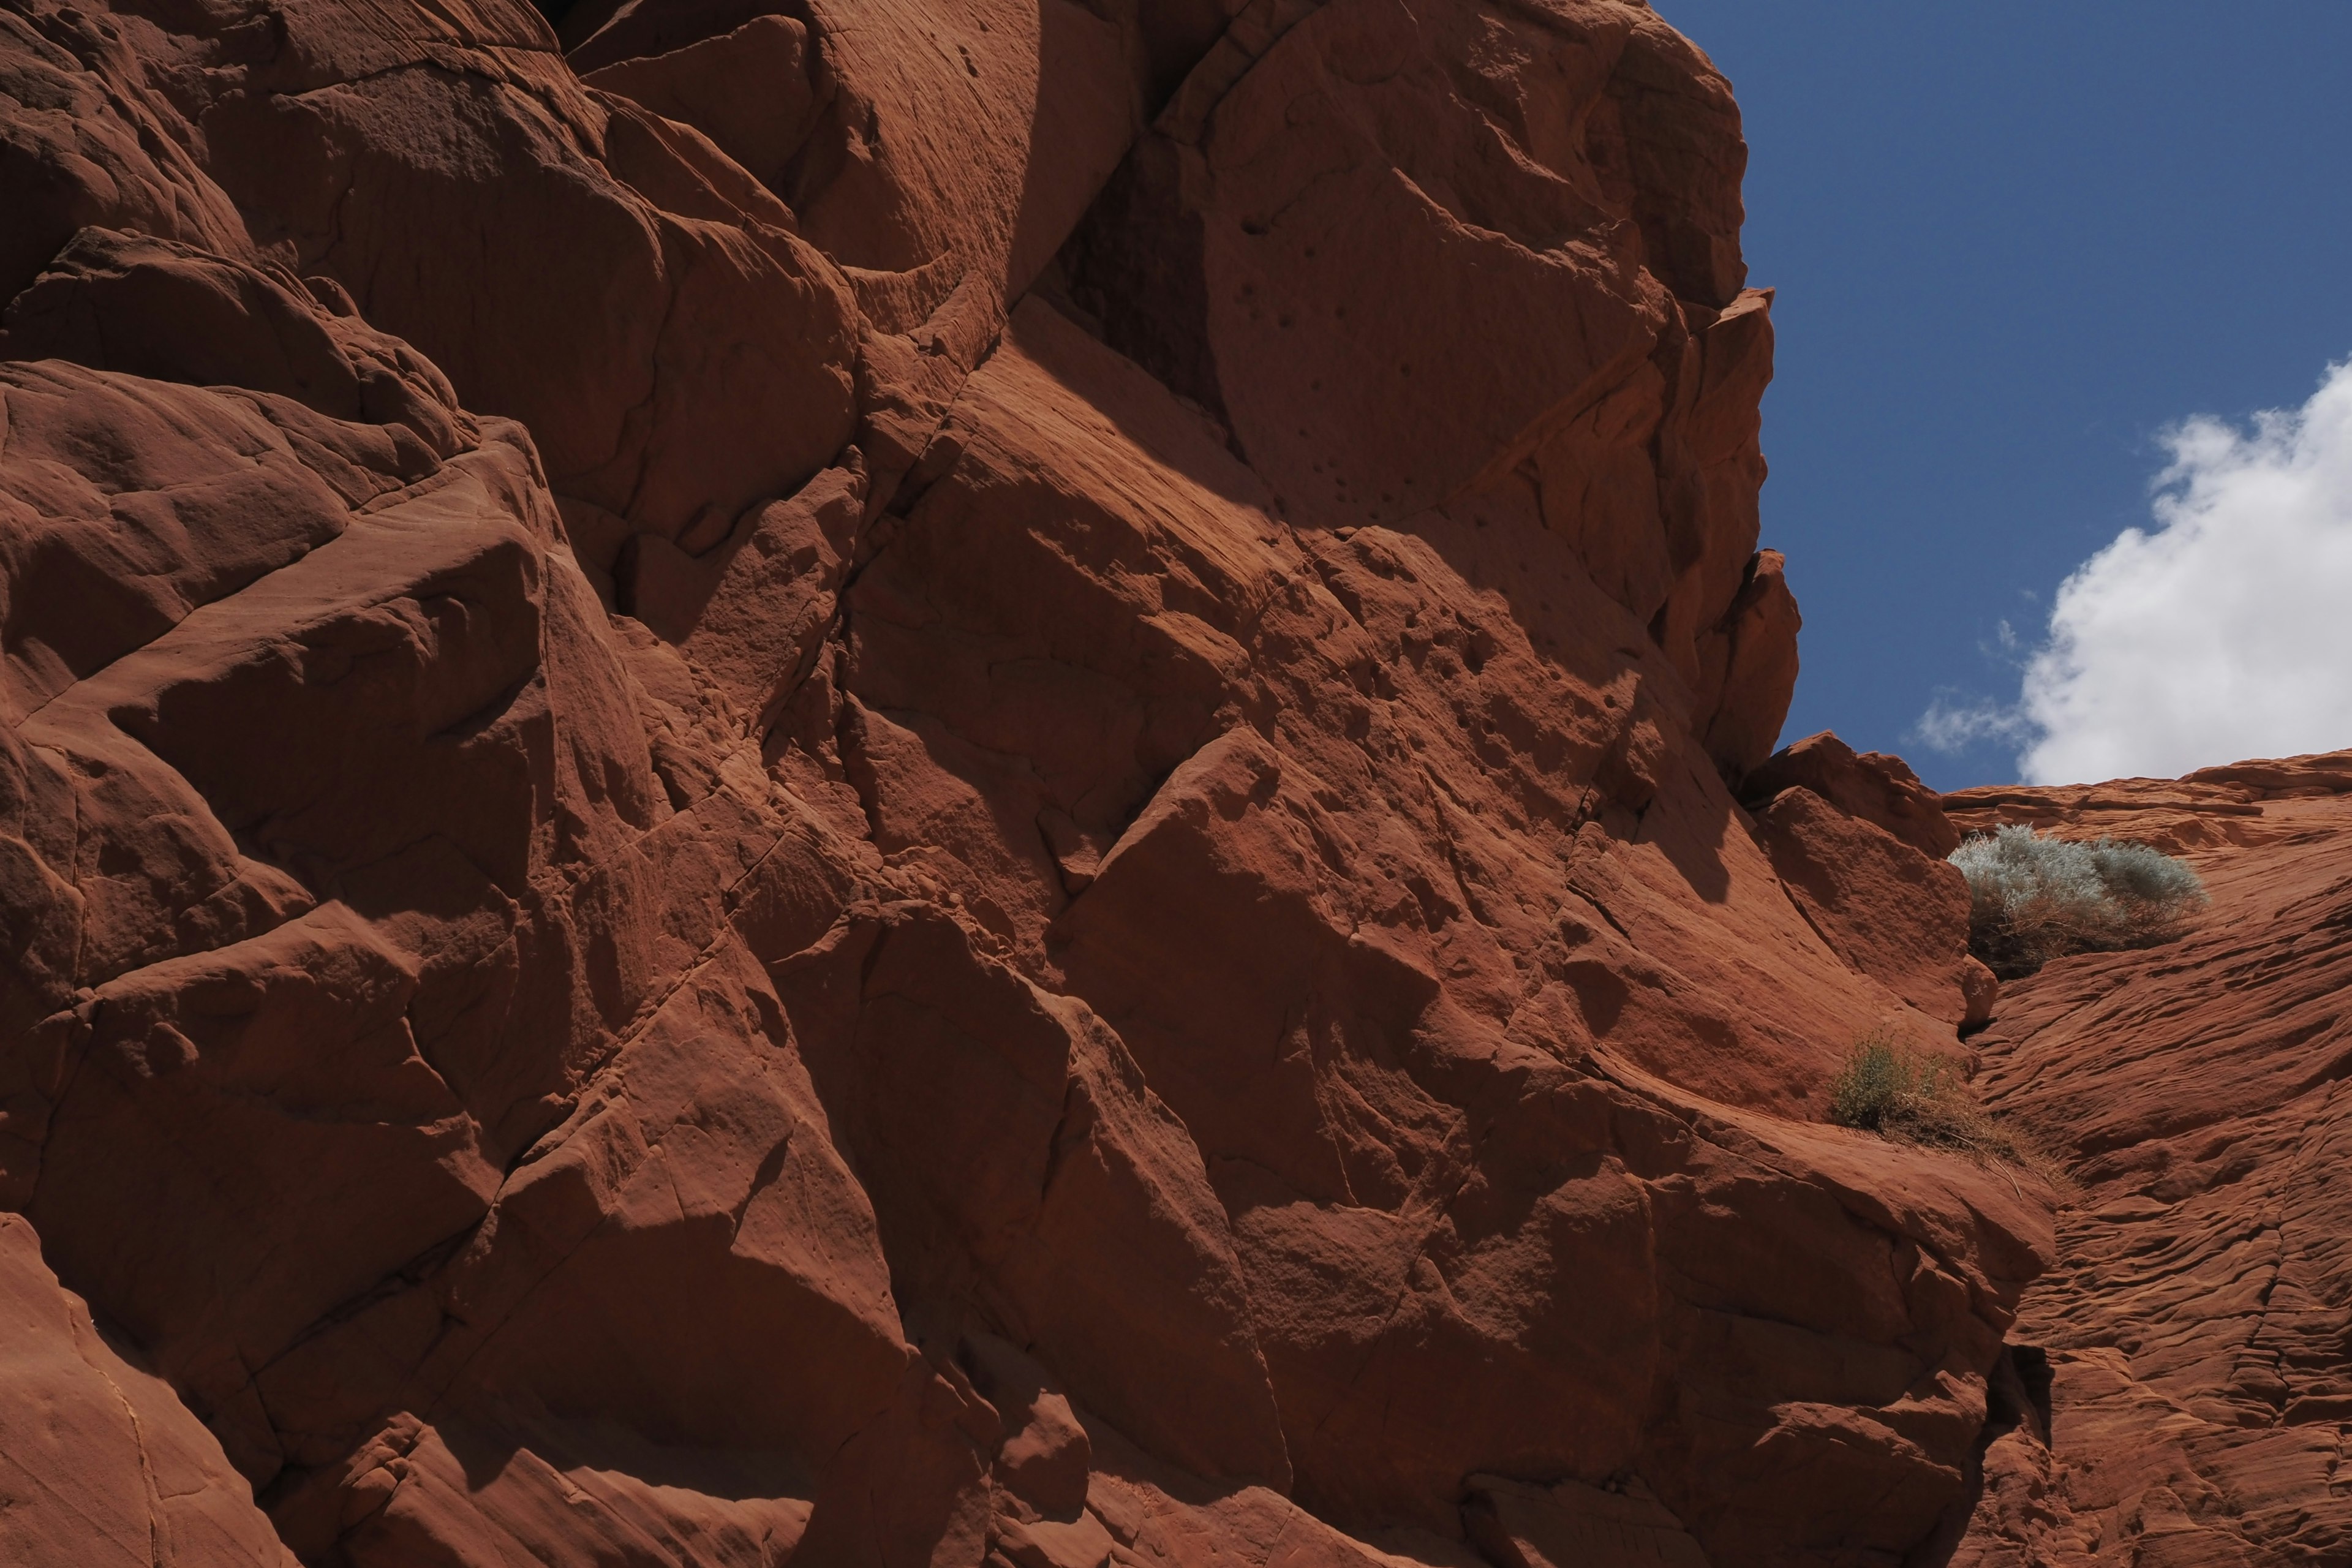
[[1750, 732, 1962, 861], [0, 2, 2062, 1565], [0, 1213, 297, 1566], [1940, 753, 2352, 1566], [1744, 734, 1994, 1028]]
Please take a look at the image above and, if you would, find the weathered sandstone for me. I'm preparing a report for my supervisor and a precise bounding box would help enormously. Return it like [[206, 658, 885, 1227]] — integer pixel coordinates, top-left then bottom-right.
[[1942, 753, 2352, 1567], [0, 1, 2083, 1565]]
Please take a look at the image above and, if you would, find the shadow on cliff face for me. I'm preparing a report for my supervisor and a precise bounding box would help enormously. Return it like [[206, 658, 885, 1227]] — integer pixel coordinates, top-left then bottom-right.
[[1047, 1, 1796, 919], [431, 1411, 816, 1508], [1003, 0, 1148, 304]]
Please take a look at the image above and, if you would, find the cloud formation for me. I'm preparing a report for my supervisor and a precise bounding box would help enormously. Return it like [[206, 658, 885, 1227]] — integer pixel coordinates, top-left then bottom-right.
[[1921, 358, 2352, 785]]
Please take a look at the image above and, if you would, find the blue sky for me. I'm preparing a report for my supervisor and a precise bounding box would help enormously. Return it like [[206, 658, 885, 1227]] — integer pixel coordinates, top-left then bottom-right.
[[1653, 2, 2352, 788]]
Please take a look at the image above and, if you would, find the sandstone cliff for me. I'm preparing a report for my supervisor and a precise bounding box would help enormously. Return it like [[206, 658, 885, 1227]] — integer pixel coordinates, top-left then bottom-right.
[[0, 2, 2070, 1564]]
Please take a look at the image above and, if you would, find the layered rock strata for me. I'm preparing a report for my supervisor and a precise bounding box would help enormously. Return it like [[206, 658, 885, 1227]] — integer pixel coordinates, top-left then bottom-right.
[[0, 2, 2052, 1566], [1946, 753, 2352, 1567]]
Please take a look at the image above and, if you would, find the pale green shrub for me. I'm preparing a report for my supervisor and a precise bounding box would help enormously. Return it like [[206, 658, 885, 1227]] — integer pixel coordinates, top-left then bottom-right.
[[1949, 824, 2207, 977]]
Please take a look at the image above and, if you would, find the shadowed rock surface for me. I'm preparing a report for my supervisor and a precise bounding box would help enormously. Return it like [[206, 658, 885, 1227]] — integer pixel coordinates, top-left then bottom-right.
[[13, 0, 2318, 1564]]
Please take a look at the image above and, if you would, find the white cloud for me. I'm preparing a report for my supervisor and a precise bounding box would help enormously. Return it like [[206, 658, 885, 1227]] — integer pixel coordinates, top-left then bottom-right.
[[1918, 358, 2352, 785], [1915, 694, 2030, 755]]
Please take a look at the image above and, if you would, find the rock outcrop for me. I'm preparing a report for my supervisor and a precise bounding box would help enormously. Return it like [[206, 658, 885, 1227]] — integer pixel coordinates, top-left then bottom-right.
[[1744, 734, 1994, 1028], [1943, 753, 2352, 1567], [0, 2, 2060, 1566]]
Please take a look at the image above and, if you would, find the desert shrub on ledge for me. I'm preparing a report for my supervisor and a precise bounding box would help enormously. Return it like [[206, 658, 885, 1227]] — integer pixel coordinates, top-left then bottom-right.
[[1950, 824, 2207, 978], [1827, 1036, 2028, 1166]]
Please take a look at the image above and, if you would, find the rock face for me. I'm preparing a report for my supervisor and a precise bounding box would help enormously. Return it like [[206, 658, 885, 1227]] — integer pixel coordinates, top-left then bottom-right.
[[0, 2, 2060, 1566], [1744, 734, 1994, 1028], [0, 1213, 298, 1567], [1944, 753, 2352, 1568]]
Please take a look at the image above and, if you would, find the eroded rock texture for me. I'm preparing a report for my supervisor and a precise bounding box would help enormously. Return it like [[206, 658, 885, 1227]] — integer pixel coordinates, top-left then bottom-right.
[[1946, 755, 2352, 1568], [0, 2, 2055, 1565]]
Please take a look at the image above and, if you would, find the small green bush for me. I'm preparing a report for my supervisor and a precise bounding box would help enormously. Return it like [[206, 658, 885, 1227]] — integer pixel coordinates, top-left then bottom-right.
[[1948, 824, 2207, 978], [1826, 1036, 2026, 1166]]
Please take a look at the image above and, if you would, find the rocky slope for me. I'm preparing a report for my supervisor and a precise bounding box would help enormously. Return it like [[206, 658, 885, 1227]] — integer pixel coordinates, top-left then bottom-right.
[[0, 1, 2063, 1564], [1946, 755, 2352, 1568]]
